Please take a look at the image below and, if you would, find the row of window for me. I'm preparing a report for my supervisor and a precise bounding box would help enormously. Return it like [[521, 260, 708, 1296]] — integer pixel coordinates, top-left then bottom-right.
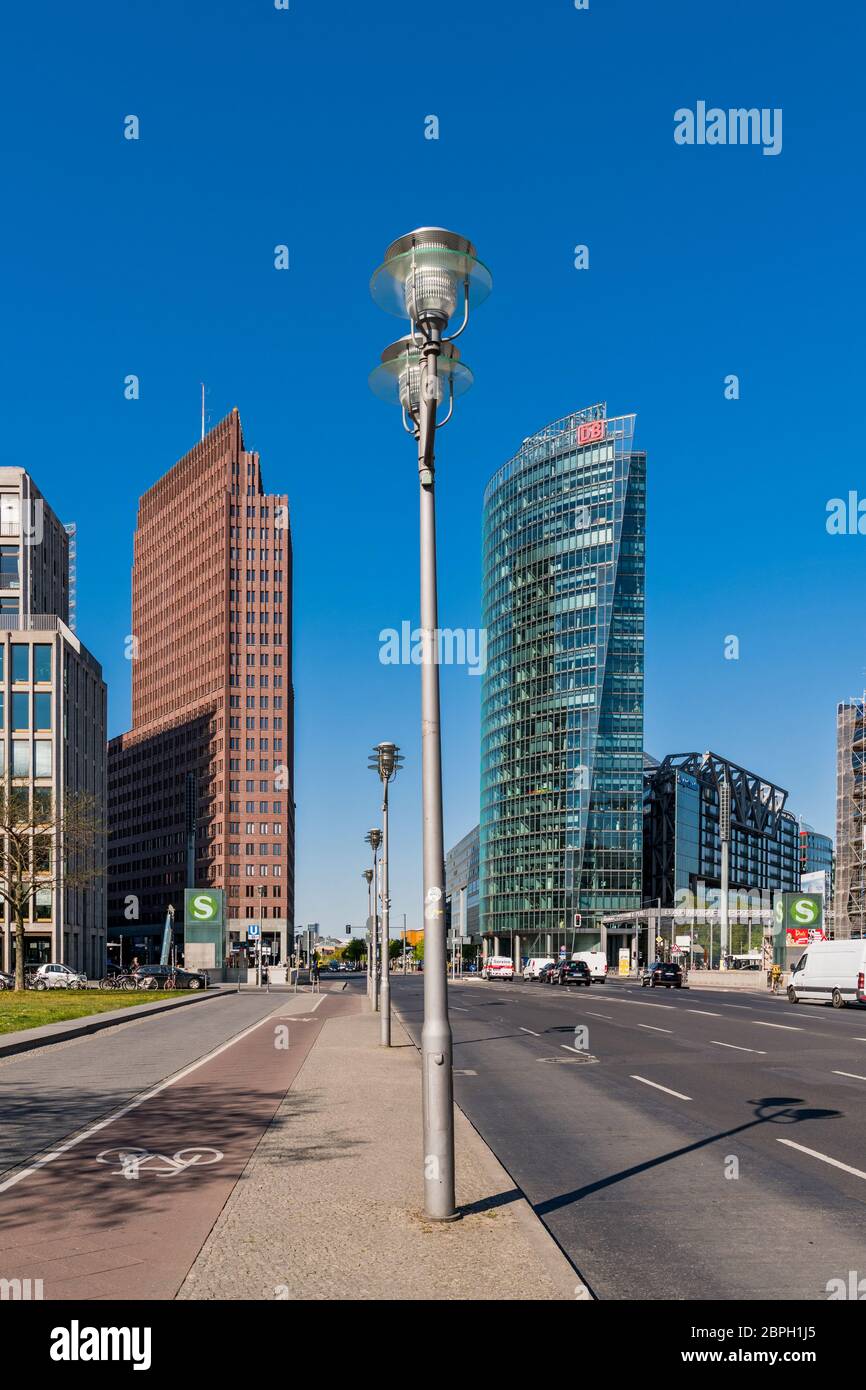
[[0, 644, 52, 684]]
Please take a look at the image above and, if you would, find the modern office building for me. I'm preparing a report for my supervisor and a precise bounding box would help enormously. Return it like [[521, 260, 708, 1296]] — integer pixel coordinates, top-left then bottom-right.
[[479, 403, 645, 963], [639, 750, 799, 964], [445, 824, 480, 951], [107, 410, 295, 966], [835, 697, 866, 938], [0, 468, 107, 975]]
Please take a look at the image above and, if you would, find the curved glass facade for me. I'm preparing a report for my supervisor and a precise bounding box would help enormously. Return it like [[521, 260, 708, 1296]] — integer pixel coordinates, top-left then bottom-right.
[[479, 403, 645, 953]]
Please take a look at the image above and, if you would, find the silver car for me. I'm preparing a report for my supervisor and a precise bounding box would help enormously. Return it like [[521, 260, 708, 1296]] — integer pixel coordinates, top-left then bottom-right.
[[33, 962, 87, 990]]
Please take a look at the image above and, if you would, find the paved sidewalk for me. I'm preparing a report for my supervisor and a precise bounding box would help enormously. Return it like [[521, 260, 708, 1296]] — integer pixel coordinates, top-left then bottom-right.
[[179, 1001, 584, 1301]]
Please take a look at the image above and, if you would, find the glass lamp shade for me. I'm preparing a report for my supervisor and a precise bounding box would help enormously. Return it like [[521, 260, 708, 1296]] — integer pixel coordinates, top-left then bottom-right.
[[370, 227, 492, 324], [369, 336, 473, 413]]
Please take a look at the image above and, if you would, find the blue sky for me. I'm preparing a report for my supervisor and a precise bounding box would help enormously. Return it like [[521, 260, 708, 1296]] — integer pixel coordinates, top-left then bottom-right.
[[0, 0, 862, 932]]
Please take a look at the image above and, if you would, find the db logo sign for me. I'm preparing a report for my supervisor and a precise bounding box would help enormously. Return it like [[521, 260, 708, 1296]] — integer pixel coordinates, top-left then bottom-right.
[[577, 420, 606, 446]]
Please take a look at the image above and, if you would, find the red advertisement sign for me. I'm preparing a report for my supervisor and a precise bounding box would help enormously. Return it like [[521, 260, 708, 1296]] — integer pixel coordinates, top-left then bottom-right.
[[577, 419, 606, 446], [786, 927, 826, 946]]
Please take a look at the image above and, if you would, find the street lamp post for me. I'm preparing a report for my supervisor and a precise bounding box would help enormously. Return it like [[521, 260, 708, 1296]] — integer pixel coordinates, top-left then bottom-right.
[[362, 869, 374, 994], [365, 828, 382, 1010], [369, 742, 404, 1046], [369, 228, 491, 1221]]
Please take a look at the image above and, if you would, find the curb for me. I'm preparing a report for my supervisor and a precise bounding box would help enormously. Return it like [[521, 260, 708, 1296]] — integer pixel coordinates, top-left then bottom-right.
[[0, 987, 230, 1059], [391, 999, 592, 1301]]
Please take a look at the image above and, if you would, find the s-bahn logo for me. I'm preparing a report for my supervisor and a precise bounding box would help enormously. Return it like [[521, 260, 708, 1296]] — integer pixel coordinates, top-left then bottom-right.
[[577, 419, 606, 446]]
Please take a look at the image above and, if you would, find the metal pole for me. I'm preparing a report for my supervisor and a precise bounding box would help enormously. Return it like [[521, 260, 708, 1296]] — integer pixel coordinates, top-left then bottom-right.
[[380, 782, 391, 1046], [372, 845, 380, 1011], [367, 877, 373, 999], [403, 912, 407, 975], [417, 334, 456, 1221]]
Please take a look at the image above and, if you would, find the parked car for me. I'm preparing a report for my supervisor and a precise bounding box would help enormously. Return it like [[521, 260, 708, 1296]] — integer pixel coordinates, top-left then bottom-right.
[[33, 963, 87, 990], [537, 961, 558, 984], [0, 969, 14, 991], [523, 956, 555, 980], [641, 960, 683, 989], [553, 959, 591, 987], [133, 965, 207, 991], [481, 955, 514, 981], [787, 939, 866, 1008]]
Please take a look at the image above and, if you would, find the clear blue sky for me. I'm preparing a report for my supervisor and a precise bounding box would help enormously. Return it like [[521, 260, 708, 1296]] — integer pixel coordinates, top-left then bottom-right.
[[0, 0, 862, 933]]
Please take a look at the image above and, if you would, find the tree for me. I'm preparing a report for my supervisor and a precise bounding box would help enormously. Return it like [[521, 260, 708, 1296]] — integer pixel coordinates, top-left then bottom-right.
[[0, 787, 105, 990], [343, 936, 367, 967], [388, 937, 402, 963], [412, 937, 425, 963]]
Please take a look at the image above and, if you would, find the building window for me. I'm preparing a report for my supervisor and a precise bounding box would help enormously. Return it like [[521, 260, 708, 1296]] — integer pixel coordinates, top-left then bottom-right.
[[12, 739, 29, 776], [34, 742, 52, 777], [34, 646, 51, 683], [11, 644, 29, 683], [34, 888, 52, 921], [12, 692, 29, 731]]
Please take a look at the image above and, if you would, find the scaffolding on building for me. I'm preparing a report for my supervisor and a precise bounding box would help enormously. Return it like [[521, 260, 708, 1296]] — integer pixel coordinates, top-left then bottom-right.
[[834, 697, 866, 940]]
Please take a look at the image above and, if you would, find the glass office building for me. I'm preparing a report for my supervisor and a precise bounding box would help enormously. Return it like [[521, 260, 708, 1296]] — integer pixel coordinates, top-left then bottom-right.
[[479, 404, 645, 959]]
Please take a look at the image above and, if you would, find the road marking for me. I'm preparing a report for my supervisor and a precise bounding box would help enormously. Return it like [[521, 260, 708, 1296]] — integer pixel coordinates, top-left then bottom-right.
[[833, 1071, 866, 1082], [630, 1076, 692, 1101], [709, 1041, 766, 1054], [561, 1044, 589, 1055], [776, 1138, 866, 1182], [453, 1069, 477, 1076], [450, 1006, 469, 1011], [638, 1024, 673, 1033], [587, 1012, 613, 1020], [854, 1039, 866, 1043], [688, 1009, 721, 1017], [0, 1007, 298, 1196], [519, 1026, 540, 1036], [753, 1021, 802, 1031]]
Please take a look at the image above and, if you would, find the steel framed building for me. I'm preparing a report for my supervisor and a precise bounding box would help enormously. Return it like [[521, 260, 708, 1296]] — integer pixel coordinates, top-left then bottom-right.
[[479, 403, 645, 962]]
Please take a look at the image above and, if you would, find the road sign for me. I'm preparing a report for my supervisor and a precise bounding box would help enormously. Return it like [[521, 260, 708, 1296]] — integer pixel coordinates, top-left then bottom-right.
[[247, 923, 261, 940]]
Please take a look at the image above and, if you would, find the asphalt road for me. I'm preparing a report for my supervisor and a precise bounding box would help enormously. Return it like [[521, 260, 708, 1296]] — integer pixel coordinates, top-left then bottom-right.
[[389, 973, 866, 1300]]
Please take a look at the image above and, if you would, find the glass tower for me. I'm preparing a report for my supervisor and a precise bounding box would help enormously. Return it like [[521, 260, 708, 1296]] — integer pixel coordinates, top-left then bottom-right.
[[479, 404, 645, 955]]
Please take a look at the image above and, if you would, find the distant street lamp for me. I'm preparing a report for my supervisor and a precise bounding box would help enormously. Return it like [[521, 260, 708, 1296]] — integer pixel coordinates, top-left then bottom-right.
[[365, 827, 382, 1010], [369, 227, 491, 1221], [369, 741, 404, 1046], [362, 868, 374, 992]]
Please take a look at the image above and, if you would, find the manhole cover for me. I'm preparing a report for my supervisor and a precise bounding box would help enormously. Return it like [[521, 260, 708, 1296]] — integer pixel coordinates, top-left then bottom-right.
[[537, 1053, 598, 1065]]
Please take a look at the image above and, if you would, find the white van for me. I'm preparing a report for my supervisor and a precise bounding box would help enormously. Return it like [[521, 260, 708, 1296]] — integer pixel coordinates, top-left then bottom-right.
[[481, 955, 514, 981], [523, 957, 554, 980], [573, 950, 608, 983], [788, 939, 866, 1009]]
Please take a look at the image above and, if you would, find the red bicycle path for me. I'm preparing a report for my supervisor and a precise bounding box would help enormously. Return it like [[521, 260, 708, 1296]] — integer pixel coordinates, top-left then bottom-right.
[[0, 990, 361, 1300]]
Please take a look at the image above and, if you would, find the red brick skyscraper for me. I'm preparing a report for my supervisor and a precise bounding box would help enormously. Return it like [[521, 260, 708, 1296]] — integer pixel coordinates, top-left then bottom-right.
[[108, 409, 295, 961]]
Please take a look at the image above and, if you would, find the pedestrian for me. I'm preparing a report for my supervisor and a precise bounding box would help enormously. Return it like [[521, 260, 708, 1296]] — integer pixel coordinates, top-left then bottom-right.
[[770, 962, 782, 995]]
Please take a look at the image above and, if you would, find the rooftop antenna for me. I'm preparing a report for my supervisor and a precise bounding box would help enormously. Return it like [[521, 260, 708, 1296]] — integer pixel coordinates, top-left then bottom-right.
[[201, 383, 206, 441]]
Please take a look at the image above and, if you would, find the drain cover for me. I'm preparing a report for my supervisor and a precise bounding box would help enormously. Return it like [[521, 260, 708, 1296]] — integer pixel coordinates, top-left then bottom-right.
[[538, 1053, 598, 1065]]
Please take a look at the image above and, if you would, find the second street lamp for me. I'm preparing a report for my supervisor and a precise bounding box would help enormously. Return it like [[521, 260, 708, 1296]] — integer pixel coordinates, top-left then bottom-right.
[[362, 868, 374, 995], [370, 227, 491, 1220], [365, 827, 382, 1010], [368, 741, 404, 1046]]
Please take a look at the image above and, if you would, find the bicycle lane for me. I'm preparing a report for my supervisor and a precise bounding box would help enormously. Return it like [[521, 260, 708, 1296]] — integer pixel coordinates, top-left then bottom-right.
[[0, 990, 362, 1300]]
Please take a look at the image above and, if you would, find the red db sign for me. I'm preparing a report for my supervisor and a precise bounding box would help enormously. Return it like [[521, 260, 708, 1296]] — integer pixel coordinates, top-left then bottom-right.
[[577, 420, 606, 446]]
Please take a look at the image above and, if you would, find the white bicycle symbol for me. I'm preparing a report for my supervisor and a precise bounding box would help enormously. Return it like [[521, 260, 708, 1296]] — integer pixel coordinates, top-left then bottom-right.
[[96, 1146, 223, 1179]]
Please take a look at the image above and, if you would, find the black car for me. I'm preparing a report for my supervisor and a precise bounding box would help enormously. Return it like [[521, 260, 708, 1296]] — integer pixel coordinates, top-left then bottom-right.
[[537, 962, 558, 984], [642, 960, 683, 989], [133, 965, 207, 991], [553, 959, 591, 987]]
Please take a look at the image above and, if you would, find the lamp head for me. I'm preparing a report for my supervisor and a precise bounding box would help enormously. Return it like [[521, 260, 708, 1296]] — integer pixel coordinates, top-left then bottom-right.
[[370, 227, 492, 328]]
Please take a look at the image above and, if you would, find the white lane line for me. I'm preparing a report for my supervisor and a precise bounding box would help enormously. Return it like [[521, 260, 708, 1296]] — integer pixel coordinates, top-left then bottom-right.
[[638, 1024, 673, 1034], [710, 1040, 767, 1054], [777, 1138, 866, 1182], [0, 1007, 292, 1195], [519, 1026, 540, 1036], [688, 1009, 722, 1017], [854, 1038, 866, 1043], [753, 1021, 803, 1031], [630, 1075, 692, 1101], [587, 1012, 613, 1021], [833, 1071, 866, 1082], [450, 1006, 469, 1011], [561, 1044, 590, 1055]]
